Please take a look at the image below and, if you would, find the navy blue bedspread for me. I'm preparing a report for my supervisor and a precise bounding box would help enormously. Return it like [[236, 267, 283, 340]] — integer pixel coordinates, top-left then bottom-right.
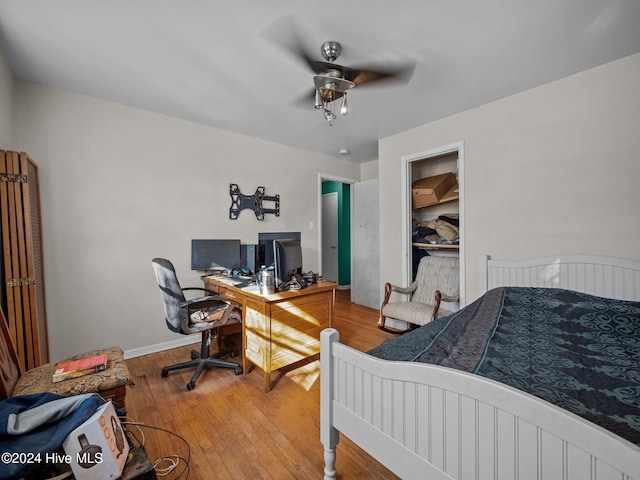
[[368, 287, 640, 445]]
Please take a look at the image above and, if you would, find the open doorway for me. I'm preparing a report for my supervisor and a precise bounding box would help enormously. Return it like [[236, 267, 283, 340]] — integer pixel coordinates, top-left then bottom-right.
[[318, 174, 356, 289]]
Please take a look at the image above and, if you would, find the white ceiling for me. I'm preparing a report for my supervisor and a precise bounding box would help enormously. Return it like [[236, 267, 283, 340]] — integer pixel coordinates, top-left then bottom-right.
[[1, 1, 639, 162]]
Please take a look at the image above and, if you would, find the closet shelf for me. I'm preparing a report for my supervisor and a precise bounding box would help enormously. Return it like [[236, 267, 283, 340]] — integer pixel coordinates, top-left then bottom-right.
[[413, 242, 459, 251]]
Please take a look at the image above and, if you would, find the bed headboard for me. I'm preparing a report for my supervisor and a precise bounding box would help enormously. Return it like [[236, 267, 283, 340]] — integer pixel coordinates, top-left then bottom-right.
[[479, 254, 640, 301]]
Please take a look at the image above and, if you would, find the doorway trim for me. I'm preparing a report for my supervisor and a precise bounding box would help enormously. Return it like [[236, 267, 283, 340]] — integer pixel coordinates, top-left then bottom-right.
[[317, 173, 357, 284], [401, 141, 466, 306]]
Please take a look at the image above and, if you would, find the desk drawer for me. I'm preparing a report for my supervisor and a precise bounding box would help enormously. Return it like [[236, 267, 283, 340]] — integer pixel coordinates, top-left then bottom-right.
[[217, 286, 242, 303]]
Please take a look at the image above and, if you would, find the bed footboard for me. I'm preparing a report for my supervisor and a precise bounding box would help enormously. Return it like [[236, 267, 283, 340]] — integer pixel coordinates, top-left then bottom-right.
[[320, 328, 640, 480]]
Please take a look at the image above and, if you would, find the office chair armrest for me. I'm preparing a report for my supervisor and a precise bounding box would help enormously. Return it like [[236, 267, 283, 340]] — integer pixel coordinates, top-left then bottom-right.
[[182, 287, 216, 296], [179, 295, 236, 310]]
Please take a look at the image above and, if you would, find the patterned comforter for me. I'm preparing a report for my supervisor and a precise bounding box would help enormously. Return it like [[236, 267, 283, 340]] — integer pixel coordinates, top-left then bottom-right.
[[368, 287, 640, 445]]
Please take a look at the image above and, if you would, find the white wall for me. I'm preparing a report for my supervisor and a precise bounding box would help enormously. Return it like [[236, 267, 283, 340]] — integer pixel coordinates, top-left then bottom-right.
[[13, 82, 360, 360], [379, 53, 640, 303], [360, 160, 378, 181], [0, 49, 13, 149]]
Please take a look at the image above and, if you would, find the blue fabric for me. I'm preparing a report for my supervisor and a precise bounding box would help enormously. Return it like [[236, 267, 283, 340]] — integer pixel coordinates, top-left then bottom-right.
[[369, 287, 640, 445], [0, 393, 104, 480]]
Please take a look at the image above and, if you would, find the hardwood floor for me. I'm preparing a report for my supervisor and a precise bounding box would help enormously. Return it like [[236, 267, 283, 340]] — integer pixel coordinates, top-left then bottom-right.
[[125, 289, 400, 479]]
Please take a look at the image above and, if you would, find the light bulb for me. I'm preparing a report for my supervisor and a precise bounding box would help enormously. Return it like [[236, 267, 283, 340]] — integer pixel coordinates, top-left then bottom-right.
[[340, 94, 349, 115]]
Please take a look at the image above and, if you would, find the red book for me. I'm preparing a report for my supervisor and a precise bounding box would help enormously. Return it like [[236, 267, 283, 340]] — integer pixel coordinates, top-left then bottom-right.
[[53, 354, 108, 383]]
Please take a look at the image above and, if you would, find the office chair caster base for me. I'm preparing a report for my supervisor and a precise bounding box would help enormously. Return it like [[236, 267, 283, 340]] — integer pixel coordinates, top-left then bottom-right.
[[161, 369, 169, 378], [187, 381, 196, 391], [235, 366, 243, 375]]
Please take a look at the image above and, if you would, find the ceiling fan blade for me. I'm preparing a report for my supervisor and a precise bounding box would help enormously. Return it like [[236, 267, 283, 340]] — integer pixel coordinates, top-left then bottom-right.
[[288, 41, 323, 73], [261, 16, 326, 74], [345, 62, 416, 87]]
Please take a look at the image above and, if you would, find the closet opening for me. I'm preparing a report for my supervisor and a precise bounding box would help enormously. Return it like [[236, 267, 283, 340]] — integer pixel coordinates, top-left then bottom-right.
[[402, 142, 465, 307]]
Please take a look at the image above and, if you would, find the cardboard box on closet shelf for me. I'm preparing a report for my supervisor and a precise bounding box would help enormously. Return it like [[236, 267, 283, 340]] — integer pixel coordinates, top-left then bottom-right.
[[411, 172, 458, 208], [62, 401, 130, 480]]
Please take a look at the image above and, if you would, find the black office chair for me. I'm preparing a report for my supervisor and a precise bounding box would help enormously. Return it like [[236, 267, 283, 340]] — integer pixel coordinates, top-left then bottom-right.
[[152, 258, 243, 391]]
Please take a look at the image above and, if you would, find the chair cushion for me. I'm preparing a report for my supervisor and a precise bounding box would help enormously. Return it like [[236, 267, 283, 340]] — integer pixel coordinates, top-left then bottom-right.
[[12, 346, 134, 399], [383, 302, 453, 326], [187, 308, 242, 333], [190, 305, 241, 325]]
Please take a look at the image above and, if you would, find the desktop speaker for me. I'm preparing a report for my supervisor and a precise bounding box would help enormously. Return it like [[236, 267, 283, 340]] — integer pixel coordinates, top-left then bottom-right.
[[241, 244, 263, 274]]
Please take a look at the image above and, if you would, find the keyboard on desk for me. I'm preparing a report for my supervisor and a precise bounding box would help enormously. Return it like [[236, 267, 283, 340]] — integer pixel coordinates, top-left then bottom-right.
[[231, 275, 255, 288]]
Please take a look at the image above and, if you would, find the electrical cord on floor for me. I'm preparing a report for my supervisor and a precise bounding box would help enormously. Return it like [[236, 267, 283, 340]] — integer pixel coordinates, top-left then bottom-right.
[[153, 455, 190, 477], [121, 419, 191, 479], [121, 416, 146, 447]]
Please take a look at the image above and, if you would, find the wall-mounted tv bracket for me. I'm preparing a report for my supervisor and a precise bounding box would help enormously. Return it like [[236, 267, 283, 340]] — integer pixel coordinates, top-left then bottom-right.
[[229, 183, 280, 220]]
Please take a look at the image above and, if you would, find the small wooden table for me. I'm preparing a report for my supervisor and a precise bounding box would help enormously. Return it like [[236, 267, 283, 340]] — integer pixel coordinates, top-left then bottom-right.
[[203, 276, 336, 392]]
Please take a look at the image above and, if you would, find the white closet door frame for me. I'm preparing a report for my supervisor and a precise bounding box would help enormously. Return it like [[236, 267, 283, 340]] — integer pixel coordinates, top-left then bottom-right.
[[401, 141, 466, 306]]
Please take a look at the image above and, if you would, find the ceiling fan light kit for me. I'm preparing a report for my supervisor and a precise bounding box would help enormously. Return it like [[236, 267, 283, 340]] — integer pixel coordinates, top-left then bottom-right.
[[314, 42, 354, 125], [316, 89, 349, 126]]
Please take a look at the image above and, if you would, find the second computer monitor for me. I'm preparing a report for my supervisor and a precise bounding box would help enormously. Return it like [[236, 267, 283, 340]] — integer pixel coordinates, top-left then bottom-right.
[[258, 232, 301, 267]]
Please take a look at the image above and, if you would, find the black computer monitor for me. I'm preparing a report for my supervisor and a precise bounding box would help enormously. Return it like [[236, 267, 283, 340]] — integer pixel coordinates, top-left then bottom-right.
[[273, 238, 303, 288], [190, 239, 241, 272], [258, 232, 301, 267]]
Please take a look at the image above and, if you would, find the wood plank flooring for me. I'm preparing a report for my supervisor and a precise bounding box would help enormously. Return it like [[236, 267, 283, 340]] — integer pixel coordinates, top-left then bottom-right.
[[125, 289, 400, 479]]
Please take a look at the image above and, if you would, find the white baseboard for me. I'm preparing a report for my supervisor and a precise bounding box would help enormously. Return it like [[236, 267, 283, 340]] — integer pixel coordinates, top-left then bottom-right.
[[123, 336, 199, 359]]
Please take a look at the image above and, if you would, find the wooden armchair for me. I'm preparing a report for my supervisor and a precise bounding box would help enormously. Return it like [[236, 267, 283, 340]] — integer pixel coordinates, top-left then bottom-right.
[[378, 255, 459, 334]]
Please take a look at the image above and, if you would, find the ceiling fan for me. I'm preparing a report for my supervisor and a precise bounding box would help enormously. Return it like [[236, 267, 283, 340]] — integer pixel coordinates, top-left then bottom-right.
[[284, 38, 415, 125]]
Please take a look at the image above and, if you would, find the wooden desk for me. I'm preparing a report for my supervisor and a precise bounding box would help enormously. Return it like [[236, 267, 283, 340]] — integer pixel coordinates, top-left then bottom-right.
[[203, 276, 336, 391]]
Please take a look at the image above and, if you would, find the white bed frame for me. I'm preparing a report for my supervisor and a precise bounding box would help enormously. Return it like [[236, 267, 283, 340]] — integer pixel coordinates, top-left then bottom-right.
[[479, 254, 640, 301], [321, 255, 640, 480]]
